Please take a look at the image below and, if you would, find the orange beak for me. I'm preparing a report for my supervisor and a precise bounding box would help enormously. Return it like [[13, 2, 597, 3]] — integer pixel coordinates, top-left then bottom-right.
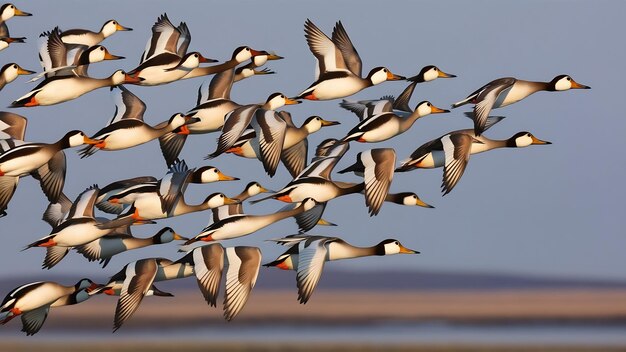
[[16, 66, 35, 75], [570, 79, 590, 89], [177, 125, 190, 135], [14, 8, 31, 16], [115, 23, 132, 31], [217, 171, 239, 181], [83, 136, 102, 145], [531, 135, 552, 145], [284, 97, 301, 105], [431, 105, 450, 114], [386, 71, 405, 81], [250, 49, 263, 57], [399, 245, 419, 254], [103, 49, 125, 61], [437, 70, 456, 78]]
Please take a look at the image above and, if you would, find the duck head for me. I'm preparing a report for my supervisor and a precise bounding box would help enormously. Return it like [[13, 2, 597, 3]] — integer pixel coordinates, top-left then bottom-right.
[[101, 20, 132, 38], [548, 75, 590, 91], [375, 239, 419, 255], [506, 132, 552, 148], [367, 67, 405, 85]]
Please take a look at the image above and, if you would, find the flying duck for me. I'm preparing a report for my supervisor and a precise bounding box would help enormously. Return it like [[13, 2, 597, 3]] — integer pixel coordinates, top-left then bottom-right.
[[207, 181, 272, 226], [101, 245, 261, 330], [25, 185, 117, 269], [60, 19, 132, 47], [126, 14, 220, 86], [0, 3, 30, 52], [75, 226, 187, 268], [32, 28, 124, 82], [0, 278, 99, 335], [226, 112, 340, 177], [182, 197, 320, 247], [0, 130, 100, 215], [452, 75, 590, 135], [0, 63, 33, 91], [78, 86, 198, 159], [339, 65, 456, 121], [206, 92, 300, 160], [10, 69, 141, 107], [395, 117, 551, 195], [293, 19, 405, 101], [340, 101, 448, 144], [265, 235, 418, 303]]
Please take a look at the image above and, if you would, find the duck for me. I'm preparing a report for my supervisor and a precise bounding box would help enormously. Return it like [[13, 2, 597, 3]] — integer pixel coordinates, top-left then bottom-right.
[[128, 51, 215, 86], [395, 117, 551, 195], [293, 19, 405, 101], [226, 112, 340, 177], [0, 63, 34, 91], [208, 181, 272, 226], [340, 101, 448, 144], [250, 142, 401, 216], [0, 278, 99, 335], [340, 65, 456, 121], [32, 28, 124, 82], [452, 75, 590, 135], [182, 197, 320, 246], [77, 86, 198, 159], [207, 92, 300, 160], [10, 69, 142, 107], [0, 3, 30, 52], [179, 46, 268, 81], [264, 235, 418, 303], [60, 19, 132, 47], [24, 185, 117, 269], [103, 192, 238, 228], [232, 51, 282, 82], [0, 130, 100, 214], [96, 161, 237, 215], [127, 14, 221, 86], [100, 245, 261, 330], [75, 226, 187, 268]]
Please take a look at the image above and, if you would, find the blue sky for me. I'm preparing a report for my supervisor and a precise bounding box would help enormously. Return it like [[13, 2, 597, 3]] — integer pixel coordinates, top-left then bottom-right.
[[0, 0, 623, 281]]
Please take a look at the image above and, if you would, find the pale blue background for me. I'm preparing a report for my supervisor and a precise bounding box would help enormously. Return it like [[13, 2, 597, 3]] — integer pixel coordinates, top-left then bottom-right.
[[0, 0, 623, 281]]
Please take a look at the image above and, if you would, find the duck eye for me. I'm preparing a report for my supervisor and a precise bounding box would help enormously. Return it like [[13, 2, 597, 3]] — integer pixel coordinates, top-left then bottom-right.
[[100, 47, 104, 51], [10, 5, 13, 8], [566, 77, 571, 81], [213, 169, 218, 173], [194, 54, 199, 58], [220, 194, 224, 198], [394, 241, 399, 245], [113, 22, 117, 25], [427, 103, 431, 107], [434, 67, 438, 71], [412, 195, 417, 199], [383, 69, 388, 72], [12, 64, 16, 68]]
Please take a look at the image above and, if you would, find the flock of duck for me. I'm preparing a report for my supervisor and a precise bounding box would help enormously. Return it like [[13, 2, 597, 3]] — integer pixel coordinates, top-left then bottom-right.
[[0, 5, 590, 335]]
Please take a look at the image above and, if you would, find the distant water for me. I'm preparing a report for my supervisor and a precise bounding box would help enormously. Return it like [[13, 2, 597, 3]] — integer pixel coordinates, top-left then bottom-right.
[[4, 322, 626, 346]]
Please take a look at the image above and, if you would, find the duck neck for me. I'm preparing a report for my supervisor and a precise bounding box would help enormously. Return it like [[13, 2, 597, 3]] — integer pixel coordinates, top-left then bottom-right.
[[523, 80, 551, 94], [331, 244, 377, 261], [173, 196, 206, 216], [337, 182, 365, 196], [399, 111, 423, 131], [183, 59, 238, 80]]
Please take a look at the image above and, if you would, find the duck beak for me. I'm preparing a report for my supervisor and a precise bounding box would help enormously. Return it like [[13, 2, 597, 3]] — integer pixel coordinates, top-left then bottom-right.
[[570, 79, 590, 89], [116, 23, 132, 31], [177, 125, 190, 135], [217, 171, 239, 181], [223, 197, 240, 205], [386, 71, 405, 81], [415, 196, 435, 208], [173, 233, 189, 241], [285, 97, 301, 105], [14, 8, 31, 16], [258, 186, 274, 193], [430, 105, 450, 114], [531, 135, 552, 145], [103, 50, 125, 61], [438, 70, 456, 78], [321, 119, 340, 126], [267, 52, 284, 60], [198, 54, 218, 63], [83, 136, 101, 145], [399, 245, 419, 254], [123, 74, 143, 84], [16, 67, 35, 75]]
